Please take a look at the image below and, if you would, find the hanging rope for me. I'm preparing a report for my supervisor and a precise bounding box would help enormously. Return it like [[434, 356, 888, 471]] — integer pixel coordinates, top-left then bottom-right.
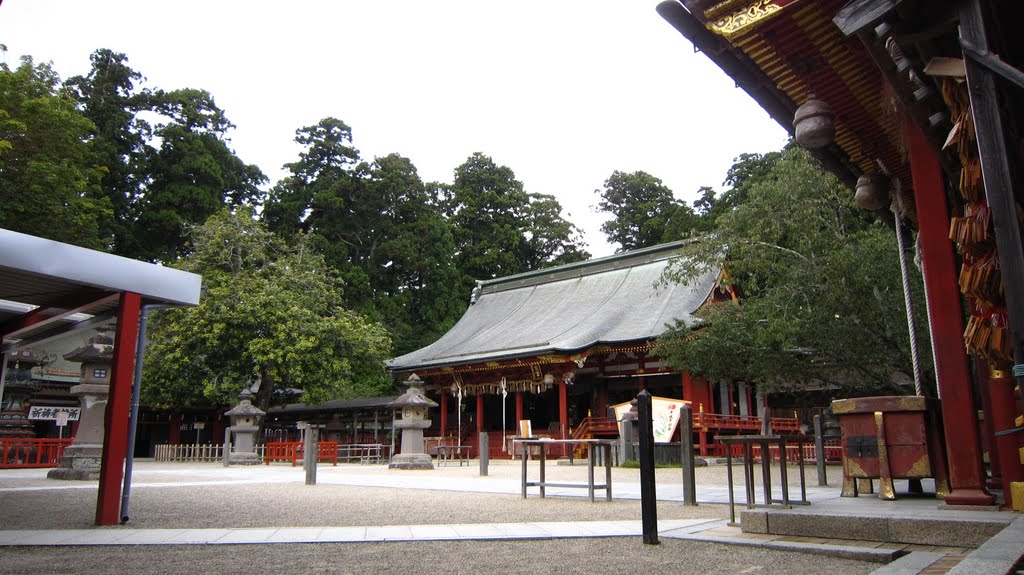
[[893, 209, 925, 396], [501, 377, 507, 448], [456, 383, 463, 440]]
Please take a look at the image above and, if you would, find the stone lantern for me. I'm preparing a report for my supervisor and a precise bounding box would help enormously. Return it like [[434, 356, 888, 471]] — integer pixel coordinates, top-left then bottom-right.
[[387, 374, 438, 470], [224, 389, 265, 465], [48, 328, 114, 480]]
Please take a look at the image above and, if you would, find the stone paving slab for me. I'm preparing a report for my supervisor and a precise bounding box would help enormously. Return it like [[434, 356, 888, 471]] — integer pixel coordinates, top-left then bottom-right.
[[0, 519, 709, 546]]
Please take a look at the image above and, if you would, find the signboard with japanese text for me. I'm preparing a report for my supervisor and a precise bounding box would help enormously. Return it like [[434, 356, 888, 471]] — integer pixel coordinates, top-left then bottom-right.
[[28, 406, 81, 421], [612, 396, 691, 442]]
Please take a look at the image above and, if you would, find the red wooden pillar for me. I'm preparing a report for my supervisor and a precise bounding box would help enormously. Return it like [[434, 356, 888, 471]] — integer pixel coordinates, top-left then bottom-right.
[[212, 417, 226, 445], [515, 392, 524, 427], [907, 118, 994, 505], [595, 380, 608, 417], [168, 413, 182, 444], [977, 359, 1003, 490], [95, 291, 142, 526], [682, 372, 712, 414], [559, 379, 569, 457], [475, 394, 484, 433], [475, 394, 485, 459], [988, 368, 1024, 508], [440, 392, 448, 437]]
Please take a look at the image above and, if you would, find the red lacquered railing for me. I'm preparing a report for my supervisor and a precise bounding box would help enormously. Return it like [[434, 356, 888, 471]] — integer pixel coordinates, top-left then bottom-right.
[[0, 438, 72, 468]]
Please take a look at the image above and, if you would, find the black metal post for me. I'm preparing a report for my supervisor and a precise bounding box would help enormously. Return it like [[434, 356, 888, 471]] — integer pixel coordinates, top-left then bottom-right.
[[814, 415, 827, 486], [679, 403, 697, 505], [637, 390, 658, 544], [120, 304, 153, 524]]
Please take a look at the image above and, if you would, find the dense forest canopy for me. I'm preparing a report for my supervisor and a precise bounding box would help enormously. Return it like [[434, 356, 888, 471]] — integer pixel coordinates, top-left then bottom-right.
[[0, 49, 927, 408]]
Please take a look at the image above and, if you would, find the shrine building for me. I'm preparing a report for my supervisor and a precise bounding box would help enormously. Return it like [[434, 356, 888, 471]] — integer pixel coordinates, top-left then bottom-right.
[[386, 240, 790, 459]]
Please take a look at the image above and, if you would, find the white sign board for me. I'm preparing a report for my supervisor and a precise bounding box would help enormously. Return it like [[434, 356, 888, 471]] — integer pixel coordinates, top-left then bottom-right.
[[612, 396, 690, 443], [28, 406, 81, 421]]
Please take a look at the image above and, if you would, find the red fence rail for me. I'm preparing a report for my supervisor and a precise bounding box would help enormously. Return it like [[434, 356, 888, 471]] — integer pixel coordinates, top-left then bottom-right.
[[263, 441, 388, 466], [0, 438, 72, 468]]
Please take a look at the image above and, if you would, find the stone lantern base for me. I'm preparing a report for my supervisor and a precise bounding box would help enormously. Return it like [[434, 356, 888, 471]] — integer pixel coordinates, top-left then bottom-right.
[[389, 452, 434, 470], [47, 444, 103, 480], [228, 451, 261, 465]]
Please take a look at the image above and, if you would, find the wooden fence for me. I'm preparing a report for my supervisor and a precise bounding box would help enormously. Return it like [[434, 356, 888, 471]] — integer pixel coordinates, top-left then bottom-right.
[[0, 438, 72, 468], [153, 443, 249, 462]]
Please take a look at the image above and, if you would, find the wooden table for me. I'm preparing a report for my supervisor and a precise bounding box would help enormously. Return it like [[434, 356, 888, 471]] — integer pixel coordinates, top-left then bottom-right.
[[519, 439, 614, 502], [435, 444, 469, 467], [716, 435, 811, 525]]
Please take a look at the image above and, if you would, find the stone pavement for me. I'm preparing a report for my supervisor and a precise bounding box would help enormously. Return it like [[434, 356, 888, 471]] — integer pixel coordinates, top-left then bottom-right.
[[1, 460, 1021, 574]]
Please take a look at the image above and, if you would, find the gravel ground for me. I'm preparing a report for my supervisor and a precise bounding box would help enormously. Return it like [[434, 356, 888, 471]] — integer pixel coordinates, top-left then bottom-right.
[[0, 461, 876, 575]]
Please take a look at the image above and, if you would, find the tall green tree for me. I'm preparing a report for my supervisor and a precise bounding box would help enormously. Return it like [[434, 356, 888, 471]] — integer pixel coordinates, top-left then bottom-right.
[[66, 50, 266, 262], [64, 49, 148, 254], [521, 192, 590, 270], [0, 56, 110, 248], [142, 208, 393, 412], [596, 170, 689, 251], [445, 153, 589, 292], [691, 150, 785, 226], [365, 155, 464, 354], [131, 88, 266, 262], [656, 147, 928, 396], [263, 121, 465, 354]]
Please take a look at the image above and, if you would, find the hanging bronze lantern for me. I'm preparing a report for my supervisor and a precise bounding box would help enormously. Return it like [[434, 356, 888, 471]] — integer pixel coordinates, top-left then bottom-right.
[[855, 173, 891, 210], [793, 94, 836, 149]]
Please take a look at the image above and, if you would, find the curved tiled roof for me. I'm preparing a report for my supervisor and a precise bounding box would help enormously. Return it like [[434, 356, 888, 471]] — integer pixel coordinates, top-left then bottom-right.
[[387, 241, 719, 371]]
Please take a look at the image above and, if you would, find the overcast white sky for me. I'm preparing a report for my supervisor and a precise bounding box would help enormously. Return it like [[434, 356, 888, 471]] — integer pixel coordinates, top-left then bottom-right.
[[1, 1, 788, 257]]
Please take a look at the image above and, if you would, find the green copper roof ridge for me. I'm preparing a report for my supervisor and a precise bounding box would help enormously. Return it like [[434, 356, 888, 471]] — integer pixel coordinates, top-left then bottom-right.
[[476, 239, 692, 293]]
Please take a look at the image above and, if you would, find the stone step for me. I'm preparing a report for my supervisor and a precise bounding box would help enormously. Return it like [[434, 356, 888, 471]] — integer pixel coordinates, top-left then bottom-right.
[[740, 508, 1012, 547]]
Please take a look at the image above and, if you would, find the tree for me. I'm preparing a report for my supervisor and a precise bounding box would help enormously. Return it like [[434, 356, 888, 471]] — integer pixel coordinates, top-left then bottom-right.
[[521, 193, 590, 270], [596, 170, 686, 251], [262, 120, 467, 354], [131, 88, 266, 262], [359, 154, 464, 354], [142, 208, 393, 412], [66, 50, 266, 262], [64, 49, 148, 254], [656, 147, 929, 396], [0, 56, 111, 248], [693, 151, 786, 226], [445, 153, 589, 293]]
